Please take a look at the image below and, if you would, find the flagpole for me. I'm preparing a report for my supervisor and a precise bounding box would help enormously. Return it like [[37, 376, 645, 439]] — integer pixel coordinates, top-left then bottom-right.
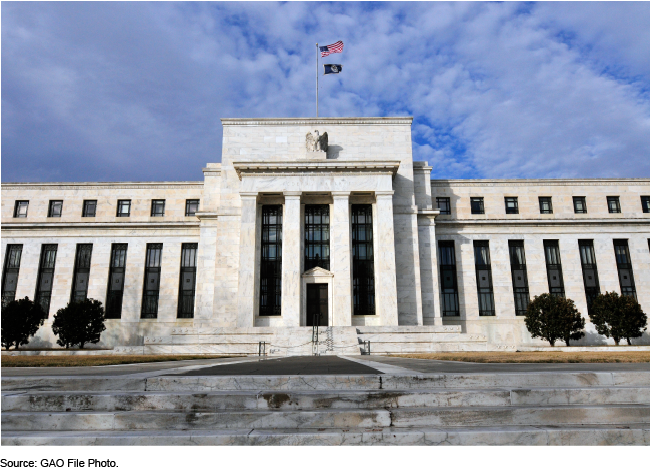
[[316, 43, 319, 117]]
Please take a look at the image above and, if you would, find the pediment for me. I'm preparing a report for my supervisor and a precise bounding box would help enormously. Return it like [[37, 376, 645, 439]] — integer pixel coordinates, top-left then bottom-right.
[[301, 266, 334, 278]]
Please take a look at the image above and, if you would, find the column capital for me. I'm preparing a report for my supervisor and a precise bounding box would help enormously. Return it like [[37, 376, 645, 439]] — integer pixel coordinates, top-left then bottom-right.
[[375, 191, 395, 197], [331, 191, 351, 198], [283, 191, 302, 198]]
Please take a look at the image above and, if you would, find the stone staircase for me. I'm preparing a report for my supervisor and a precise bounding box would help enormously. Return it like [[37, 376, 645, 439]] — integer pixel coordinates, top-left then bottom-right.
[[3, 369, 649, 445], [355, 325, 489, 354]]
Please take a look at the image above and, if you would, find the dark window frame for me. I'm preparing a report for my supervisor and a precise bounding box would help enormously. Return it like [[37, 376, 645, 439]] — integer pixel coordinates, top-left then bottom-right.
[[82, 200, 97, 217], [2, 244, 23, 306], [438, 240, 460, 317], [543, 240, 565, 297], [470, 197, 485, 215], [141, 243, 163, 319], [35, 244, 58, 317], [641, 196, 650, 214], [508, 240, 530, 316], [573, 196, 587, 214], [185, 199, 200, 217], [578, 240, 600, 314], [539, 197, 553, 214], [504, 197, 519, 215], [436, 197, 451, 215], [106, 244, 128, 319], [607, 196, 621, 214], [48, 200, 63, 218], [613, 239, 636, 300], [473, 240, 495, 316], [116, 200, 131, 217], [304, 204, 330, 271], [260, 205, 283, 316], [13, 200, 29, 218], [351, 204, 375, 316], [70, 244, 93, 303], [151, 199, 165, 217], [177, 243, 198, 318]]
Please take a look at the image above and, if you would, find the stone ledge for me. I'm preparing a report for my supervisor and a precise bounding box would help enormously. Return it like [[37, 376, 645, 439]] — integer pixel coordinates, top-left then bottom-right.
[[232, 159, 401, 180]]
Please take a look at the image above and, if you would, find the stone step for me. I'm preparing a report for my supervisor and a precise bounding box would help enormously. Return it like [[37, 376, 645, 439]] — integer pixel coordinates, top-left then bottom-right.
[[3, 405, 649, 431], [4, 424, 649, 445], [4, 372, 650, 392], [4, 387, 649, 412]]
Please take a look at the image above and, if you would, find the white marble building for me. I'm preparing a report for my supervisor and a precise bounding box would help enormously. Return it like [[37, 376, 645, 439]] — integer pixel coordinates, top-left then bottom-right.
[[2, 117, 650, 352]]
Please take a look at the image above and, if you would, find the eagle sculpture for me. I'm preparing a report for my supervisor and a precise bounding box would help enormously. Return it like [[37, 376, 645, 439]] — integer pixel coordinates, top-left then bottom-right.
[[306, 130, 328, 152]]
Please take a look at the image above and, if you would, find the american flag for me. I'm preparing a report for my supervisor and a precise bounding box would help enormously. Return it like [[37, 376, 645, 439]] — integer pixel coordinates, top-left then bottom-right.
[[320, 41, 344, 58]]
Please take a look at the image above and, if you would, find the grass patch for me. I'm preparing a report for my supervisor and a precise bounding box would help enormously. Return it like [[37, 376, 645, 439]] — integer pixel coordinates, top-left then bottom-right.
[[1, 354, 237, 368], [390, 352, 650, 363]]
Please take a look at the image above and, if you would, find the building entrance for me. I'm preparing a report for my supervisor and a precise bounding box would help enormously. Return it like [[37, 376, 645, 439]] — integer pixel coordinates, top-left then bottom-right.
[[306, 283, 328, 326]]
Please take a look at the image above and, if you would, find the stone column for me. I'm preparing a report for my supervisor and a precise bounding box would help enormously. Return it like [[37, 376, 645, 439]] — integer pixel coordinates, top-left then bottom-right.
[[281, 192, 302, 326], [194, 213, 218, 322], [418, 211, 443, 325], [236, 192, 258, 327], [375, 191, 399, 326], [331, 192, 352, 326]]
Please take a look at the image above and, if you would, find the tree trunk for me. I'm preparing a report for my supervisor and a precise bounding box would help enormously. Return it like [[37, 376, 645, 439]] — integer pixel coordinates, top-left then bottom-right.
[[549, 339, 555, 347], [614, 337, 620, 346], [565, 339, 570, 347], [627, 337, 632, 346]]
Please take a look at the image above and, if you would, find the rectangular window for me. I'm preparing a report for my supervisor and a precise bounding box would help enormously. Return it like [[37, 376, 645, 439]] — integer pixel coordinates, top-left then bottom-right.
[[539, 197, 553, 214], [438, 241, 459, 316], [304, 204, 330, 271], [260, 205, 282, 316], [436, 197, 451, 215], [613, 240, 636, 300], [70, 244, 93, 303], [573, 197, 587, 214], [14, 200, 29, 218], [578, 240, 600, 314], [178, 243, 198, 318], [607, 196, 621, 213], [508, 240, 530, 316], [106, 244, 127, 319], [474, 241, 495, 316], [185, 199, 200, 217], [35, 244, 58, 317], [351, 204, 375, 316], [151, 199, 165, 217], [2, 245, 23, 306], [82, 200, 97, 217], [642, 196, 650, 213], [116, 200, 131, 217], [48, 200, 63, 218], [543, 240, 565, 297], [470, 197, 484, 215], [141, 244, 163, 318], [505, 197, 519, 214]]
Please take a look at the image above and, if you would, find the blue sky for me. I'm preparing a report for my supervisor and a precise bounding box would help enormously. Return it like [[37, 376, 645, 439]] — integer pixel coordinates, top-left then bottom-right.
[[2, 1, 650, 183]]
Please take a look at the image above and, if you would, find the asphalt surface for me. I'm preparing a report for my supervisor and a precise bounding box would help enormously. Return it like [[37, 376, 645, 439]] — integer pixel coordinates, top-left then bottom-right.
[[171, 355, 381, 376]]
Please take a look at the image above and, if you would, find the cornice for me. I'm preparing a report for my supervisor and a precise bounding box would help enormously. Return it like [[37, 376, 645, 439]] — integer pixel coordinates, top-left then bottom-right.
[[436, 218, 650, 227], [221, 117, 413, 126], [1, 181, 203, 191], [1, 222, 200, 230], [431, 178, 650, 187], [231, 160, 401, 180]]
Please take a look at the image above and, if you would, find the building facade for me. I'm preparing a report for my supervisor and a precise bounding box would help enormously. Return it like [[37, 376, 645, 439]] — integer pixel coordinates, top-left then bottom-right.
[[2, 117, 650, 351]]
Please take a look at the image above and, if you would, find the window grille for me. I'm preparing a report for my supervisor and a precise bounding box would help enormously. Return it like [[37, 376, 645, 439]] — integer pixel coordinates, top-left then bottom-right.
[[304, 204, 330, 271], [578, 240, 600, 314], [141, 244, 163, 318], [2, 245, 23, 306], [543, 240, 565, 297], [106, 244, 127, 319], [351, 204, 375, 316], [35, 244, 58, 317], [260, 205, 282, 316], [474, 241, 495, 316], [504, 197, 518, 214], [48, 200, 63, 218], [539, 197, 553, 214], [436, 197, 451, 215], [178, 243, 198, 318], [470, 197, 484, 215], [185, 199, 200, 216], [151, 200, 165, 217], [82, 200, 97, 217], [642, 196, 650, 214], [116, 200, 131, 217], [613, 240, 636, 300], [71, 244, 93, 303], [508, 240, 530, 316], [573, 197, 587, 214], [14, 200, 29, 218], [438, 240, 459, 316], [607, 196, 621, 214]]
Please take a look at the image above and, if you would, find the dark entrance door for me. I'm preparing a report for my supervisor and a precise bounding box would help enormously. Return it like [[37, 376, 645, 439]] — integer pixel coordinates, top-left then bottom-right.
[[306, 283, 328, 326]]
